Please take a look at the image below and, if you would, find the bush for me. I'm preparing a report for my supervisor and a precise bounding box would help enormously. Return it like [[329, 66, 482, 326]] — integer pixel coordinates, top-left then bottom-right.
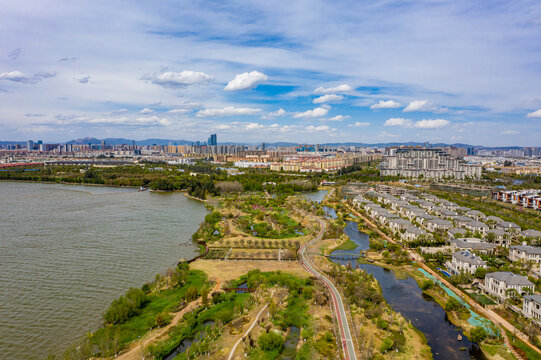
[[155, 312, 171, 327], [103, 287, 147, 324], [186, 286, 198, 302], [258, 332, 285, 352], [380, 337, 393, 353], [376, 318, 389, 330], [420, 280, 434, 290], [469, 326, 488, 343], [445, 297, 463, 311]]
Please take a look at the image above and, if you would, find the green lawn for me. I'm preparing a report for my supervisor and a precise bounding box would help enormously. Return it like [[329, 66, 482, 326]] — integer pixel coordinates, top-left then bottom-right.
[[333, 238, 358, 251], [505, 329, 540, 360]]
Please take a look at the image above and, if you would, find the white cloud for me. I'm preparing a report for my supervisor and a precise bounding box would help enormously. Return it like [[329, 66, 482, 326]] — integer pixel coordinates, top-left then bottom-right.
[[143, 70, 212, 88], [293, 106, 329, 118], [526, 109, 541, 118], [306, 125, 330, 131], [384, 118, 413, 127], [245, 122, 265, 130], [0, 70, 56, 84], [81, 116, 170, 126], [167, 108, 190, 114], [379, 131, 400, 138], [76, 75, 90, 84], [261, 108, 286, 119], [370, 100, 401, 110], [196, 106, 262, 117], [328, 115, 350, 122], [313, 94, 344, 104], [500, 130, 519, 135], [403, 100, 430, 112], [414, 118, 450, 129], [348, 122, 371, 127], [139, 108, 153, 114], [313, 84, 352, 94], [224, 71, 268, 91]]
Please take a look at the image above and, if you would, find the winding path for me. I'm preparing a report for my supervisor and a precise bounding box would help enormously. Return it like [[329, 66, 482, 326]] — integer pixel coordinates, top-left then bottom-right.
[[227, 302, 270, 360], [298, 219, 357, 360]]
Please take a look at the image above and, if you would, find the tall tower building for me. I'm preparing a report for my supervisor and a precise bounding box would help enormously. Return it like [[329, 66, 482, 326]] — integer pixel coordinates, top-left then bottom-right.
[[208, 133, 217, 146]]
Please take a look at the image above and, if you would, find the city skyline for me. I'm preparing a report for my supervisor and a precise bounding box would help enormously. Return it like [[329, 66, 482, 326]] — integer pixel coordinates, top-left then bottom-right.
[[2, 1, 541, 146]]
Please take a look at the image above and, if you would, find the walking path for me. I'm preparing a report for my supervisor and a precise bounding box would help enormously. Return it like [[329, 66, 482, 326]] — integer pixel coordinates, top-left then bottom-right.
[[227, 301, 271, 360], [298, 218, 357, 360], [344, 201, 541, 357], [117, 281, 221, 360]]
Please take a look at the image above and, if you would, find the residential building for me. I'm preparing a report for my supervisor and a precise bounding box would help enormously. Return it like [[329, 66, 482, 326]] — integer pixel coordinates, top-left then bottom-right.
[[449, 238, 497, 254], [509, 245, 541, 264], [401, 225, 428, 242], [497, 221, 522, 233], [464, 221, 490, 235], [446, 250, 487, 275], [522, 295, 541, 326], [484, 272, 534, 300], [425, 218, 453, 232], [380, 147, 482, 179], [521, 229, 541, 240]]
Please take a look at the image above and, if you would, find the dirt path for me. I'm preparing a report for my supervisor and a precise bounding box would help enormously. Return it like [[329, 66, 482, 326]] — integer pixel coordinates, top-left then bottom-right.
[[116, 281, 221, 360], [227, 301, 270, 360], [344, 201, 541, 357]]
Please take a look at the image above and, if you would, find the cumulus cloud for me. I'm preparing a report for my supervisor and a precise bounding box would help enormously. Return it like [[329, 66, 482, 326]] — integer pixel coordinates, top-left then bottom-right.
[[328, 115, 350, 122], [314, 84, 352, 94], [403, 100, 431, 112], [143, 70, 213, 88], [0, 70, 56, 84], [224, 71, 268, 91], [103, 109, 128, 116], [348, 121, 371, 127], [261, 108, 286, 119], [370, 100, 401, 110], [245, 122, 265, 130], [500, 130, 519, 135], [313, 94, 344, 104], [306, 125, 330, 131], [384, 118, 413, 127], [90, 116, 170, 126], [293, 106, 329, 118], [167, 108, 190, 114], [526, 109, 541, 118], [139, 108, 153, 114], [196, 106, 262, 117], [414, 119, 450, 129]]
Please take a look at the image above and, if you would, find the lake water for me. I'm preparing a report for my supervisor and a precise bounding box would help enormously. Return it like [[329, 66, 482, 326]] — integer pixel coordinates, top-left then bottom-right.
[[328, 213, 484, 359], [0, 182, 207, 360], [301, 189, 327, 203]]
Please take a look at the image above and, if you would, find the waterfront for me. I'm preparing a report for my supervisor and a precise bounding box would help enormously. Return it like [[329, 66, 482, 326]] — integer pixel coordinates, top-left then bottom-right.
[[0, 182, 207, 360], [330, 215, 483, 359]]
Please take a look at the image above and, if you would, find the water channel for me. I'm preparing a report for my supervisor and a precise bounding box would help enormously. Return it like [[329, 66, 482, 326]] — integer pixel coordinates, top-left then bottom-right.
[[323, 207, 484, 359]]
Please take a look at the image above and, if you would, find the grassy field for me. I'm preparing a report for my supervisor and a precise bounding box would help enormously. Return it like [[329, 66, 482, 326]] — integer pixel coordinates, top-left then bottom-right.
[[333, 238, 358, 251]]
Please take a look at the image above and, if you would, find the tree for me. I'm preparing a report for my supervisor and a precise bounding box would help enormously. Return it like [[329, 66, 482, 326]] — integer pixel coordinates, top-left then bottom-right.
[[469, 326, 488, 343], [201, 288, 209, 307], [474, 267, 488, 279], [445, 297, 463, 311], [258, 332, 284, 352]]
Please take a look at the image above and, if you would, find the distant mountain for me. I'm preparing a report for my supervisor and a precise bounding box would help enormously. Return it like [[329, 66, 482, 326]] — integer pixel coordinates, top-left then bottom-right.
[[1, 137, 532, 150]]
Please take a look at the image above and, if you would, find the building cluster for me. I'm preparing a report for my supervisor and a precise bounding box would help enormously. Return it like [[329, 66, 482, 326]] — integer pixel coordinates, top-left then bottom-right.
[[350, 184, 541, 327], [380, 147, 482, 179], [492, 190, 541, 211]]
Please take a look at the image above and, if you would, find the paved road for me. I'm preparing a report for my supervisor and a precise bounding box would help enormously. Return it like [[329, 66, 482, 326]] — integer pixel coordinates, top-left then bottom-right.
[[298, 219, 357, 360]]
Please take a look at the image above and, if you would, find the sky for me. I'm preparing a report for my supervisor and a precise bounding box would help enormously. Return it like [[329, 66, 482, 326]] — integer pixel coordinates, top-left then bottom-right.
[[1, 0, 541, 146]]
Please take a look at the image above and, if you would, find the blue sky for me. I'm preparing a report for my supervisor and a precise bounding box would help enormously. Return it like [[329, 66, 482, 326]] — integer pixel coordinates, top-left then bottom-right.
[[1, 0, 541, 146]]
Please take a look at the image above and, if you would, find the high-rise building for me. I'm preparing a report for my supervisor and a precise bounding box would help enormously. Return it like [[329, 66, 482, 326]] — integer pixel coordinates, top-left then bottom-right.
[[208, 134, 217, 146], [380, 147, 481, 179], [27, 140, 34, 151], [261, 142, 266, 151]]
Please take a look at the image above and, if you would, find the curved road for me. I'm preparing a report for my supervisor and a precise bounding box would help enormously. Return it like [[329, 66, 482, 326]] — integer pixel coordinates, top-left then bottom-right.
[[298, 219, 357, 360]]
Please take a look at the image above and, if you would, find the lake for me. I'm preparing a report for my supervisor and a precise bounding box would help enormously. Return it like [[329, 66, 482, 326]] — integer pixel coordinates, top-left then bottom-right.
[[0, 182, 207, 360]]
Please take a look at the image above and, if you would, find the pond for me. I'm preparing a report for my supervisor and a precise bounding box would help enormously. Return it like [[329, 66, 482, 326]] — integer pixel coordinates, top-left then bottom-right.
[[325, 208, 484, 360], [302, 189, 328, 203]]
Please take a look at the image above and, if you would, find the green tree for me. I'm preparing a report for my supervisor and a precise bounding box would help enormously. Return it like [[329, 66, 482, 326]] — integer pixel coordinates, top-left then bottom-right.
[[258, 332, 285, 352], [469, 327, 488, 343]]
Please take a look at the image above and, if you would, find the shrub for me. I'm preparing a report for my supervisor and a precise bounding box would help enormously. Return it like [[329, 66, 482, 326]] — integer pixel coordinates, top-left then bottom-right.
[[445, 297, 463, 311], [155, 312, 171, 327], [376, 318, 389, 330], [469, 326, 488, 343], [103, 287, 147, 324], [420, 280, 434, 290], [258, 332, 285, 352], [380, 337, 393, 353]]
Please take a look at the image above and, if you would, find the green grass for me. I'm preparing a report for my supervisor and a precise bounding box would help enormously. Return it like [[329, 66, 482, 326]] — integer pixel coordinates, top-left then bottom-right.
[[481, 343, 515, 360], [468, 292, 496, 306], [505, 329, 540, 360], [90, 270, 208, 355], [333, 238, 358, 251]]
